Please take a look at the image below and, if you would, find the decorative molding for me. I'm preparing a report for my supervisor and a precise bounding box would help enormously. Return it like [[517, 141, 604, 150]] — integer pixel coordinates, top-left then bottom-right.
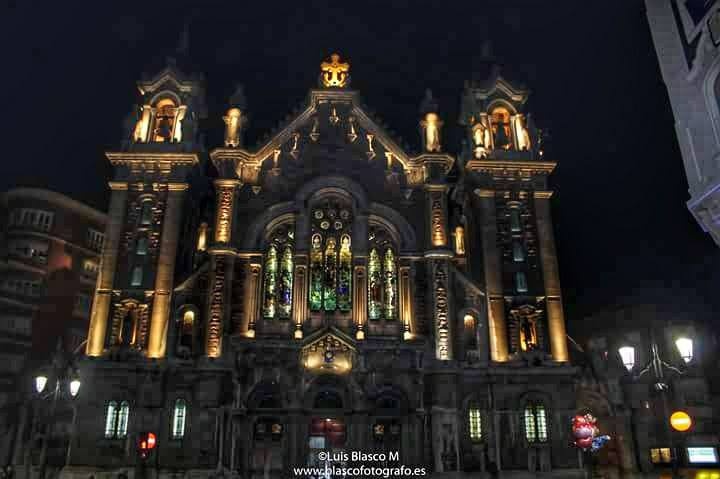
[[433, 261, 451, 360]]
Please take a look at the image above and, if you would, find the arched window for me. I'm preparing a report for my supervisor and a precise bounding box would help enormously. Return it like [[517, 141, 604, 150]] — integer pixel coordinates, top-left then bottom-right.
[[136, 237, 148, 255], [104, 400, 130, 439], [490, 106, 513, 150], [131, 266, 143, 287], [468, 406, 483, 442], [515, 272, 528, 293], [309, 202, 352, 313], [140, 200, 153, 226], [172, 399, 187, 439], [262, 225, 294, 319], [524, 403, 548, 443], [152, 98, 178, 143], [368, 226, 397, 320], [178, 309, 195, 352]]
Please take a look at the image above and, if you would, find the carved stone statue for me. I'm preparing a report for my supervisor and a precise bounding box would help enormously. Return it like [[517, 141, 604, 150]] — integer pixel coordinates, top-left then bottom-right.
[[419, 89, 442, 152], [514, 114, 531, 151], [224, 84, 247, 147], [471, 121, 491, 159], [423, 113, 442, 152]]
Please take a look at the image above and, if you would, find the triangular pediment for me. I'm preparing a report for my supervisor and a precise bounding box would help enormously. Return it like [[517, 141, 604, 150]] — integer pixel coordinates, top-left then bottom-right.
[[301, 326, 356, 351]]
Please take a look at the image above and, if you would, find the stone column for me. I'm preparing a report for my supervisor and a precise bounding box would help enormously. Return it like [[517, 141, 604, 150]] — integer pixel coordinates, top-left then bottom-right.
[[86, 181, 128, 357], [214, 179, 240, 244], [241, 261, 262, 337], [352, 214, 368, 339], [292, 255, 308, 339], [426, 185, 449, 248], [399, 264, 414, 339], [475, 189, 509, 362], [147, 183, 187, 359], [534, 191, 568, 362]]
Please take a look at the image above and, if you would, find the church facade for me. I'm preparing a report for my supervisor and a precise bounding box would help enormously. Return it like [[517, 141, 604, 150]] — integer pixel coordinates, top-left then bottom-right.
[[66, 54, 583, 478]]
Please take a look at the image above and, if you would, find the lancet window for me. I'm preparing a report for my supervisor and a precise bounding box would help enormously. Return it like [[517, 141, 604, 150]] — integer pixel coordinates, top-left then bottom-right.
[[367, 226, 398, 321], [262, 224, 295, 319], [309, 201, 353, 313]]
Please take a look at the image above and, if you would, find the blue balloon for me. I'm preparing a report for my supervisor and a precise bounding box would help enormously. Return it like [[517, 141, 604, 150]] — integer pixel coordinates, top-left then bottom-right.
[[591, 435, 611, 453]]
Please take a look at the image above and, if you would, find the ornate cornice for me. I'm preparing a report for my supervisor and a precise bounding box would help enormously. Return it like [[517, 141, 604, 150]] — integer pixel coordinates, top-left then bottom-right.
[[466, 159, 556, 177], [105, 152, 199, 166]]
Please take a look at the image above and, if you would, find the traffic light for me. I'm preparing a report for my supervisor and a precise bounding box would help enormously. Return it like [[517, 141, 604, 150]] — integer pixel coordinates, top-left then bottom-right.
[[138, 432, 157, 459]]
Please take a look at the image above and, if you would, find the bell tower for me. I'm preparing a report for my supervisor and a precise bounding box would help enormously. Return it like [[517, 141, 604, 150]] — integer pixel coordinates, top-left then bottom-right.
[[461, 70, 569, 363], [85, 59, 206, 358]]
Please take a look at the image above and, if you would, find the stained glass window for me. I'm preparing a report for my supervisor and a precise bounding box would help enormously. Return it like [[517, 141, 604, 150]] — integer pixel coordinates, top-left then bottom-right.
[[367, 227, 398, 320], [309, 202, 352, 313], [383, 249, 397, 319], [510, 209, 522, 232], [515, 271, 528, 293], [117, 401, 129, 438], [368, 248, 382, 320], [262, 225, 294, 319], [338, 235, 352, 312], [310, 234, 324, 311]]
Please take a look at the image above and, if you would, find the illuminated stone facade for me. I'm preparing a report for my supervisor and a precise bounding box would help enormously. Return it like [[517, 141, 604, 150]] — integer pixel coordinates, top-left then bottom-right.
[[36, 56, 589, 479]]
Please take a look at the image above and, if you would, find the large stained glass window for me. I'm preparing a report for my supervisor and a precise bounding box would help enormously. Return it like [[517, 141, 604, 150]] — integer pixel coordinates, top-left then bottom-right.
[[309, 202, 352, 313], [262, 225, 294, 319], [367, 226, 398, 320]]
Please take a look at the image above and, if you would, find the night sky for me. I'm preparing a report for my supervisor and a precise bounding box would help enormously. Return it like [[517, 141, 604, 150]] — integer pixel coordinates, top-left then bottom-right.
[[3, 1, 719, 324]]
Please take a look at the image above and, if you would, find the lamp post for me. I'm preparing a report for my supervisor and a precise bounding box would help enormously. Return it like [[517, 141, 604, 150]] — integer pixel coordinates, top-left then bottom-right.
[[618, 331, 693, 479], [33, 341, 81, 479]]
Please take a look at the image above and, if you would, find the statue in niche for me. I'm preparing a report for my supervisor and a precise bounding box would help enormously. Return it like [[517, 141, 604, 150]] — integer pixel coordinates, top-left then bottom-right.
[[514, 114, 531, 151], [472, 121, 491, 158], [519, 317, 538, 352], [419, 89, 442, 152]]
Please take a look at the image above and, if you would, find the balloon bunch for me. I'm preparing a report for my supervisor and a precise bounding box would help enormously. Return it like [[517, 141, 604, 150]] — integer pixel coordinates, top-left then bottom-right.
[[571, 413, 611, 453]]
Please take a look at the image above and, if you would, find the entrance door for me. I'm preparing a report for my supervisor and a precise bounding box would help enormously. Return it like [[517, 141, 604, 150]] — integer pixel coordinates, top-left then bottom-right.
[[307, 417, 347, 478]]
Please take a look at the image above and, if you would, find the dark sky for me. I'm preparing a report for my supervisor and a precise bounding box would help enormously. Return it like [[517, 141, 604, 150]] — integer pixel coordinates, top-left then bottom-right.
[[3, 0, 719, 322]]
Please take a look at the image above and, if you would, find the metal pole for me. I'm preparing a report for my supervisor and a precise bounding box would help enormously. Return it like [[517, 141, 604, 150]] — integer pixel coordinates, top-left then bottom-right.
[[64, 405, 77, 467], [37, 380, 59, 479]]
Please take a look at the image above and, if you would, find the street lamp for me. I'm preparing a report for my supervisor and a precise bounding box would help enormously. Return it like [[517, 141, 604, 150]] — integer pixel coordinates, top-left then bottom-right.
[[33, 341, 81, 479], [618, 332, 693, 479]]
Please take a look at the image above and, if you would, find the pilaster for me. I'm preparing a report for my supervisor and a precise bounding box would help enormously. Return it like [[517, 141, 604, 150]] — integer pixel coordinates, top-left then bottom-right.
[[292, 254, 309, 339], [475, 188, 509, 362], [147, 183, 187, 358], [534, 191, 568, 362], [87, 182, 128, 357]]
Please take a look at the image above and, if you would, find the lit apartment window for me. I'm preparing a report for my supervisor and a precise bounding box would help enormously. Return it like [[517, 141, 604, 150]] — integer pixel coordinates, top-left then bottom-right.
[[468, 408, 483, 442], [83, 259, 99, 277], [9, 209, 54, 232], [9, 240, 49, 265], [104, 400, 130, 439], [131, 266, 143, 287], [86, 229, 105, 252], [650, 448, 672, 464]]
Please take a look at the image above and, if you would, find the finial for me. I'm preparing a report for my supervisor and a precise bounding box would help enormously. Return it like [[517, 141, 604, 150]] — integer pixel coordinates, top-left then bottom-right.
[[320, 53, 350, 88]]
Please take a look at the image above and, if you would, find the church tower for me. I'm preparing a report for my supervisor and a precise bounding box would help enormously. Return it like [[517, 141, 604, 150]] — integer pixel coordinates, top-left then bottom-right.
[[460, 69, 569, 363], [85, 59, 206, 359]]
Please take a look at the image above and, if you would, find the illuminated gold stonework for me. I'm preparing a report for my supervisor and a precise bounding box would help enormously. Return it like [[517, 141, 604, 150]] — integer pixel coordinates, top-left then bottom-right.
[[320, 53, 350, 88]]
